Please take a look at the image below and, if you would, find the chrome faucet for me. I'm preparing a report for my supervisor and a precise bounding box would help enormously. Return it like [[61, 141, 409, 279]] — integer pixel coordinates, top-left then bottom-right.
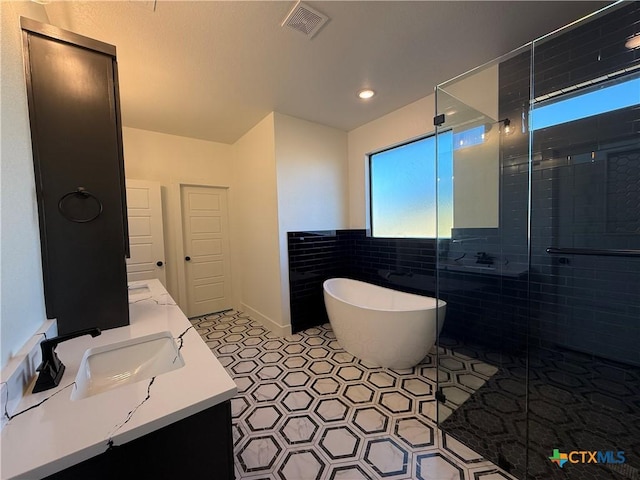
[[33, 328, 101, 393]]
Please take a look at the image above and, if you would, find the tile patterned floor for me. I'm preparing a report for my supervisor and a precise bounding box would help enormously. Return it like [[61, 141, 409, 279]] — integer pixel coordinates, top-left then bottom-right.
[[440, 337, 640, 480], [191, 310, 516, 480]]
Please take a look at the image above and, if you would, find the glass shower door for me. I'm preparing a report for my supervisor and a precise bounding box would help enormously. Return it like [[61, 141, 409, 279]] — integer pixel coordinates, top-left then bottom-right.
[[433, 4, 639, 480], [434, 49, 532, 479], [526, 4, 640, 478]]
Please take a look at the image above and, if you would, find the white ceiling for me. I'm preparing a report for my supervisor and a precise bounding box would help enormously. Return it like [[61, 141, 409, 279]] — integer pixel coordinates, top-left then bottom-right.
[[44, 1, 611, 144]]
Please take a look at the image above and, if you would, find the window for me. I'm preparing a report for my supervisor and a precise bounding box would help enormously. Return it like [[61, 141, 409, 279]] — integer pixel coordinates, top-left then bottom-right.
[[530, 75, 640, 130], [369, 132, 453, 238]]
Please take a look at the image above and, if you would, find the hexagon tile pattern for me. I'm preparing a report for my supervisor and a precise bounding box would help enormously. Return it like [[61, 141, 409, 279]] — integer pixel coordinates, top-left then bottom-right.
[[439, 336, 640, 480], [192, 310, 515, 480]]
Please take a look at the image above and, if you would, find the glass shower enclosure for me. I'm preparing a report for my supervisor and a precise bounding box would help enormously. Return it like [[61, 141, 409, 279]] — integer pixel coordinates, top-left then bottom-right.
[[434, 3, 640, 479]]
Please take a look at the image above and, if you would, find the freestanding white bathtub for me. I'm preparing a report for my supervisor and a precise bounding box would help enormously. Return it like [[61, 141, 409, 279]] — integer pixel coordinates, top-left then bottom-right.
[[323, 278, 446, 369]]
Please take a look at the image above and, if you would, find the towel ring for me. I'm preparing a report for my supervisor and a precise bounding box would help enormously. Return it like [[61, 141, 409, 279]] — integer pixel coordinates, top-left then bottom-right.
[[57, 187, 103, 223]]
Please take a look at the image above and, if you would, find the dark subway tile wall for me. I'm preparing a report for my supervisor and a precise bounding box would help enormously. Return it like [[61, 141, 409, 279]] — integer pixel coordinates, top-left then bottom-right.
[[512, 2, 640, 368], [438, 227, 530, 354], [532, 4, 640, 99], [287, 230, 438, 333], [287, 231, 347, 333], [497, 6, 640, 360], [341, 230, 437, 295]]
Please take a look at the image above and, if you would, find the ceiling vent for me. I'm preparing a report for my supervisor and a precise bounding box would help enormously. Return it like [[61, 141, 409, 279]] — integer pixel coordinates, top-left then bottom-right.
[[282, 1, 329, 39]]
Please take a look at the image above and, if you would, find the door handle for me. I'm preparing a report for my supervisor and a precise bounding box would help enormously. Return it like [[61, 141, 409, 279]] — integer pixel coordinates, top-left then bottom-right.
[[185, 256, 191, 261], [156, 261, 164, 267]]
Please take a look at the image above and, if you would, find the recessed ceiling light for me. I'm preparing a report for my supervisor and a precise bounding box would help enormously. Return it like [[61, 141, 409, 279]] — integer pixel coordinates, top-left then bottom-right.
[[626, 34, 640, 50], [358, 89, 376, 100]]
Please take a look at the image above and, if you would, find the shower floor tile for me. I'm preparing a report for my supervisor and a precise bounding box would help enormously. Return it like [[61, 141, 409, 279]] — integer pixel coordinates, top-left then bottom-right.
[[439, 336, 640, 480], [192, 310, 516, 480]]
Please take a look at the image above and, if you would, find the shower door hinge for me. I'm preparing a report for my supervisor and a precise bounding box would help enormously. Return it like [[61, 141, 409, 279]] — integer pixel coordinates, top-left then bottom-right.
[[435, 389, 447, 403], [433, 114, 445, 126]]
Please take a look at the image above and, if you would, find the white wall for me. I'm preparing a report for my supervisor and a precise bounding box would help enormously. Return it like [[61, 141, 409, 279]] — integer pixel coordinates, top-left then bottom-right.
[[1, 3, 51, 369], [122, 127, 235, 309], [432, 64, 500, 229], [125, 115, 349, 334], [443, 64, 499, 121], [232, 114, 286, 333], [347, 64, 499, 230], [348, 95, 436, 228], [273, 113, 348, 327]]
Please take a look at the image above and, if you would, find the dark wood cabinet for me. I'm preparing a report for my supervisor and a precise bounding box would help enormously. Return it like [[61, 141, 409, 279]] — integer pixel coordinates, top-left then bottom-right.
[[21, 18, 129, 334], [44, 401, 235, 480]]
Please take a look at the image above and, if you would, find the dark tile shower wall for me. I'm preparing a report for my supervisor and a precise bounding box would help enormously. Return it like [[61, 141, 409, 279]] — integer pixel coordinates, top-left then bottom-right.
[[502, 2, 640, 365], [438, 227, 530, 353], [527, 8, 640, 475], [442, 4, 640, 480]]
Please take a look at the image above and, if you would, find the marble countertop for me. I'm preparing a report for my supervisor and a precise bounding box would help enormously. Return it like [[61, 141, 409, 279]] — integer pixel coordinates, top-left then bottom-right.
[[1, 279, 237, 479]]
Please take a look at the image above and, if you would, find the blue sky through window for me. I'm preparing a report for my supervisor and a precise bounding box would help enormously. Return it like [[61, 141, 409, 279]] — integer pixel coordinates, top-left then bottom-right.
[[530, 76, 640, 130], [370, 132, 453, 238]]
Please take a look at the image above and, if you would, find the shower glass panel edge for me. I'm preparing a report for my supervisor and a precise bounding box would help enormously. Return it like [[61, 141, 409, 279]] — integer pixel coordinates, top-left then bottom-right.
[[434, 41, 533, 480]]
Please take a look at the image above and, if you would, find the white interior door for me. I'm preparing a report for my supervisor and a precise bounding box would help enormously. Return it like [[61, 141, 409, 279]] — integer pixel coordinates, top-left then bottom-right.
[[181, 185, 232, 317], [126, 179, 166, 285]]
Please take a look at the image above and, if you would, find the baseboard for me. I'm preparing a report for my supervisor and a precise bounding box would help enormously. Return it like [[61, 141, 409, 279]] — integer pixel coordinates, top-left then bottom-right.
[[1, 319, 57, 430], [240, 303, 292, 337]]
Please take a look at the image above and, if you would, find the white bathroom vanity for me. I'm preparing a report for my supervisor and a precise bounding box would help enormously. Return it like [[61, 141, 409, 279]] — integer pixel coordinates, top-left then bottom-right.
[[1, 280, 237, 479]]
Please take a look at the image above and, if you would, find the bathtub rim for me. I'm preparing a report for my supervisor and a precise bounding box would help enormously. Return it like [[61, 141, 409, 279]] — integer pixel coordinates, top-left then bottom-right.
[[322, 277, 446, 314]]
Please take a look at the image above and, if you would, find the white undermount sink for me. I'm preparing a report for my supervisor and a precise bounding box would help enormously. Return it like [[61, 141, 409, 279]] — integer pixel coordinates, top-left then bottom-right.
[[71, 331, 185, 401], [128, 283, 151, 296]]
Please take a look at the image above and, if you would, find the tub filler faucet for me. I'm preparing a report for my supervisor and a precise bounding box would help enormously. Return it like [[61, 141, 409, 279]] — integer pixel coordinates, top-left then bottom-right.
[[475, 252, 494, 265], [385, 271, 414, 279]]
